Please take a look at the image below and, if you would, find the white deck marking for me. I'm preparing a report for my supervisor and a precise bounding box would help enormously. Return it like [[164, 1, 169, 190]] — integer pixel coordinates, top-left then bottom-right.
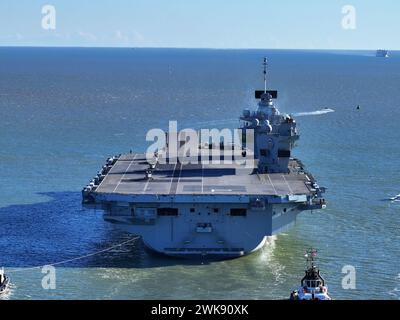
[[142, 179, 151, 194], [168, 162, 178, 193], [113, 154, 137, 193], [282, 174, 294, 195], [267, 174, 278, 195], [201, 163, 204, 194], [175, 162, 183, 193]]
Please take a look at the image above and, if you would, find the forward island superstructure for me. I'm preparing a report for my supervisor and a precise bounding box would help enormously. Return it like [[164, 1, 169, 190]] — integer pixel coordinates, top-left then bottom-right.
[[82, 58, 326, 258]]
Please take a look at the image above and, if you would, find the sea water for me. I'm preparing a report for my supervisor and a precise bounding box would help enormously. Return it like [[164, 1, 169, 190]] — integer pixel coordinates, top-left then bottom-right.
[[0, 47, 399, 299]]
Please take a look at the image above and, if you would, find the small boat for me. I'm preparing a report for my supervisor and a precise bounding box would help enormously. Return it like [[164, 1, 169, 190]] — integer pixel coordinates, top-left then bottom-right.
[[356, 105, 360, 110], [0, 268, 10, 295], [290, 249, 332, 300], [389, 194, 400, 201]]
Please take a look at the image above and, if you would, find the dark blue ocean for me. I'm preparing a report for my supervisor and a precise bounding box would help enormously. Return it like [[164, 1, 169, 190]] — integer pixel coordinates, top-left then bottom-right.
[[0, 47, 399, 299]]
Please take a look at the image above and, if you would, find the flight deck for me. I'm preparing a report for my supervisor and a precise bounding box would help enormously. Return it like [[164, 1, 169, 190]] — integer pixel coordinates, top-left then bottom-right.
[[94, 153, 313, 197]]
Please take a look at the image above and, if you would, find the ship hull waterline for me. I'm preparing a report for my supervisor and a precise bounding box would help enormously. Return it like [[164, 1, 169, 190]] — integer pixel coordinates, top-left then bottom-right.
[[102, 204, 302, 259]]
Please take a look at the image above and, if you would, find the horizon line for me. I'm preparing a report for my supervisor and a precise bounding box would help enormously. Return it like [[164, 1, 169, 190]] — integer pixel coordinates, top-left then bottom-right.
[[0, 45, 396, 51]]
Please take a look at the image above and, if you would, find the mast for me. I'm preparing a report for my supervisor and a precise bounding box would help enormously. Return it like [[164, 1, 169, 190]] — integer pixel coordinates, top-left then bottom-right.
[[305, 248, 318, 269], [263, 57, 267, 93]]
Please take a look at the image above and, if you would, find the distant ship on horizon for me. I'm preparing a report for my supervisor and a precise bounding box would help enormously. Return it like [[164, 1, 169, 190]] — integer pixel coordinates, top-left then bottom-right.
[[376, 49, 389, 58]]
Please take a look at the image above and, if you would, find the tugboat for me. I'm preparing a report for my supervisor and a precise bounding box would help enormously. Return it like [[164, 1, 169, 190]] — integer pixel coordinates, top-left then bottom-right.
[[0, 268, 10, 295], [290, 249, 331, 300]]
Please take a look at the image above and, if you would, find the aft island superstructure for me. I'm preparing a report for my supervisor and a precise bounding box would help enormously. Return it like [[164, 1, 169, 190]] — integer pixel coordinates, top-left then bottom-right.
[[82, 58, 326, 258]]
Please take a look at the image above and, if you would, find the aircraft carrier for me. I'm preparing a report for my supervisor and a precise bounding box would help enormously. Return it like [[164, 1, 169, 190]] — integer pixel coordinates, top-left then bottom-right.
[[82, 58, 326, 258]]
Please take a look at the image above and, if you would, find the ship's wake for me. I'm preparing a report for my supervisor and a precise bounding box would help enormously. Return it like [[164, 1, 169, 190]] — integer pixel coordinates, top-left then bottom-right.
[[388, 274, 400, 299], [258, 236, 285, 284], [293, 108, 335, 117], [388, 194, 400, 202], [186, 109, 335, 129], [0, 282, 14, 300]]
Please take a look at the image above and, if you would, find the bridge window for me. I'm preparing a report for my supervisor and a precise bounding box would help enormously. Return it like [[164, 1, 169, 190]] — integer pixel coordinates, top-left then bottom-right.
[[278, 149, 290, 157], [230, 208, 247, 216], [157, 208, 178, 216]]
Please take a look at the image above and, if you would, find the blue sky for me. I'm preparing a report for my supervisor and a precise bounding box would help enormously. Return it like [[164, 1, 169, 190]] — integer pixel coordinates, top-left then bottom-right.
[[0, 0, 398, 49]]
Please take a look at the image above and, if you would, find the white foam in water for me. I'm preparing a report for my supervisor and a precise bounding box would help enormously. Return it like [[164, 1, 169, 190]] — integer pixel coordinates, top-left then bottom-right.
[[293, 108, 335, 117], [257, 236, 285, 283], [0, 283, 13, 300], [388, 274, 400, 299], [191, 108, 335, 128]]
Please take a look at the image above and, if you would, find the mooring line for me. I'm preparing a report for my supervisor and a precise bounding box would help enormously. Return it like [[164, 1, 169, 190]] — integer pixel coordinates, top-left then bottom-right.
[[5, 236, 140, 273]]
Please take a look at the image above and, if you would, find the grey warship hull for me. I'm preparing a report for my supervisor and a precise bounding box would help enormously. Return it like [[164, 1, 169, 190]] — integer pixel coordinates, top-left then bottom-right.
[[84, 153, 325, 258]]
